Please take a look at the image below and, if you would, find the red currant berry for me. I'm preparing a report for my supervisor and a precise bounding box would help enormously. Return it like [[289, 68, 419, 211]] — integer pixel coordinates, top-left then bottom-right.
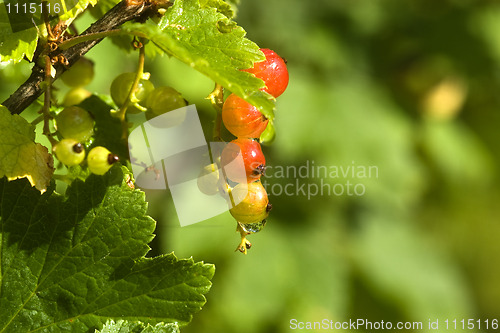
[[221, 138, 265, 183], [222, 93, 268, 138], [243, 48, 289, 98], [229, 181, 270, 224]]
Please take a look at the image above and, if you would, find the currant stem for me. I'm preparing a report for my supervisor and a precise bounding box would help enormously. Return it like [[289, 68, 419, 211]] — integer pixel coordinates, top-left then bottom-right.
[[207, 83, 224, 141], [58, 30, 122, 50], [58, 30, 150, 50], [235, 222, 251, 254], [118, 43, 146, 122], [52, 173, 72, 184], [43, 56, 57, 147]]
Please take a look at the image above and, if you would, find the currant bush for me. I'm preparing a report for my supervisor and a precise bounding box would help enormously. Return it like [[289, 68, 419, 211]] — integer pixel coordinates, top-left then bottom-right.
[[53, 139, 86, 166], [222, 93, 268, 138], [55, 106, 94, 142]]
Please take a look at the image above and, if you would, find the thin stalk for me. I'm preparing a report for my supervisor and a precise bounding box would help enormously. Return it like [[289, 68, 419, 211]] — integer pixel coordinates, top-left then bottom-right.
[[207, 83, 224, 141], [43, 56, 57, 146], [58, 29, 141, 50], [117, 44, 146, 140], [118, 44, 146, 121]]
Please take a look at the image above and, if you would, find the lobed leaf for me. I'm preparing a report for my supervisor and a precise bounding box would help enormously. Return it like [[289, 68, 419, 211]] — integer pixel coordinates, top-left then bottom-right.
[[0, 166, 214, 332], [0, 105, 54, 192]]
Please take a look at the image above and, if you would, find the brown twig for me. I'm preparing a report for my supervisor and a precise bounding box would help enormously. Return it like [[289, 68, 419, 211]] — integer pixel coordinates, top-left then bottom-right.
[[2, 0, 155, 115]]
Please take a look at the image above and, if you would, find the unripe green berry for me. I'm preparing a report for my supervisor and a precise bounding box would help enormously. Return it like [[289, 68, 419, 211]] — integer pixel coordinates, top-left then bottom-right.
[[87, 146, 119, 175], [61, 58, 94, 87], [55, 106, 94, 142], [197, 163, 220, 195], [110, 72, 154, 114], [53, 139, 85, 166], [62, 87, 91, 107], [146, 86, 187, 116]]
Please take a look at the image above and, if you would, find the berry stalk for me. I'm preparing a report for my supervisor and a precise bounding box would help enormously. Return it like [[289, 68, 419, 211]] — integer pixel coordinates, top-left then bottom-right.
[[43, 55, 57, 146], [207, 83, 225, 141], [117, 43, 146, 121]]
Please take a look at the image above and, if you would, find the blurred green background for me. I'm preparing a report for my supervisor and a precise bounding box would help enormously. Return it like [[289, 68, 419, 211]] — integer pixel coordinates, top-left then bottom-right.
[[2, 0, 500, 331]]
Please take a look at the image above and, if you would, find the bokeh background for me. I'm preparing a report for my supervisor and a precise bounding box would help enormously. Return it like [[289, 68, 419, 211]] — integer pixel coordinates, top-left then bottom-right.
[[2, 0, 500, 332]]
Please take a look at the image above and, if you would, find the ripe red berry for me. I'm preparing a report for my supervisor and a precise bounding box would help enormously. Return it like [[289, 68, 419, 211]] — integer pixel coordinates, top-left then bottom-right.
[[221, 138, 265, 183], [222, 93, 268, 138], [243, 48, 289, 98], [229, 181, 270, 224]]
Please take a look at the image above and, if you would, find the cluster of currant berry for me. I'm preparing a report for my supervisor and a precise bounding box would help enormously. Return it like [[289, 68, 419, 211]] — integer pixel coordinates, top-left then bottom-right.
[[53, 106, 119, 175], [52, 58, 118, 175], [54, 49, 289, 255], [220, 48, 289, 253], [53, 56, 190, 176]]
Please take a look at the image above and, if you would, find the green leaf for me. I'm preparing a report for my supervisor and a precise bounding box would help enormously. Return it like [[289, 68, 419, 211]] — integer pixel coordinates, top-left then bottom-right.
[[0, 0, 97, 63], [199, 0, 234, 18], [0, 1, 38, 63], [97, 319, 180, 333], [123, 0, 275, 119], [0, 166, 215, 332], [0, 105, 54, 192]]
